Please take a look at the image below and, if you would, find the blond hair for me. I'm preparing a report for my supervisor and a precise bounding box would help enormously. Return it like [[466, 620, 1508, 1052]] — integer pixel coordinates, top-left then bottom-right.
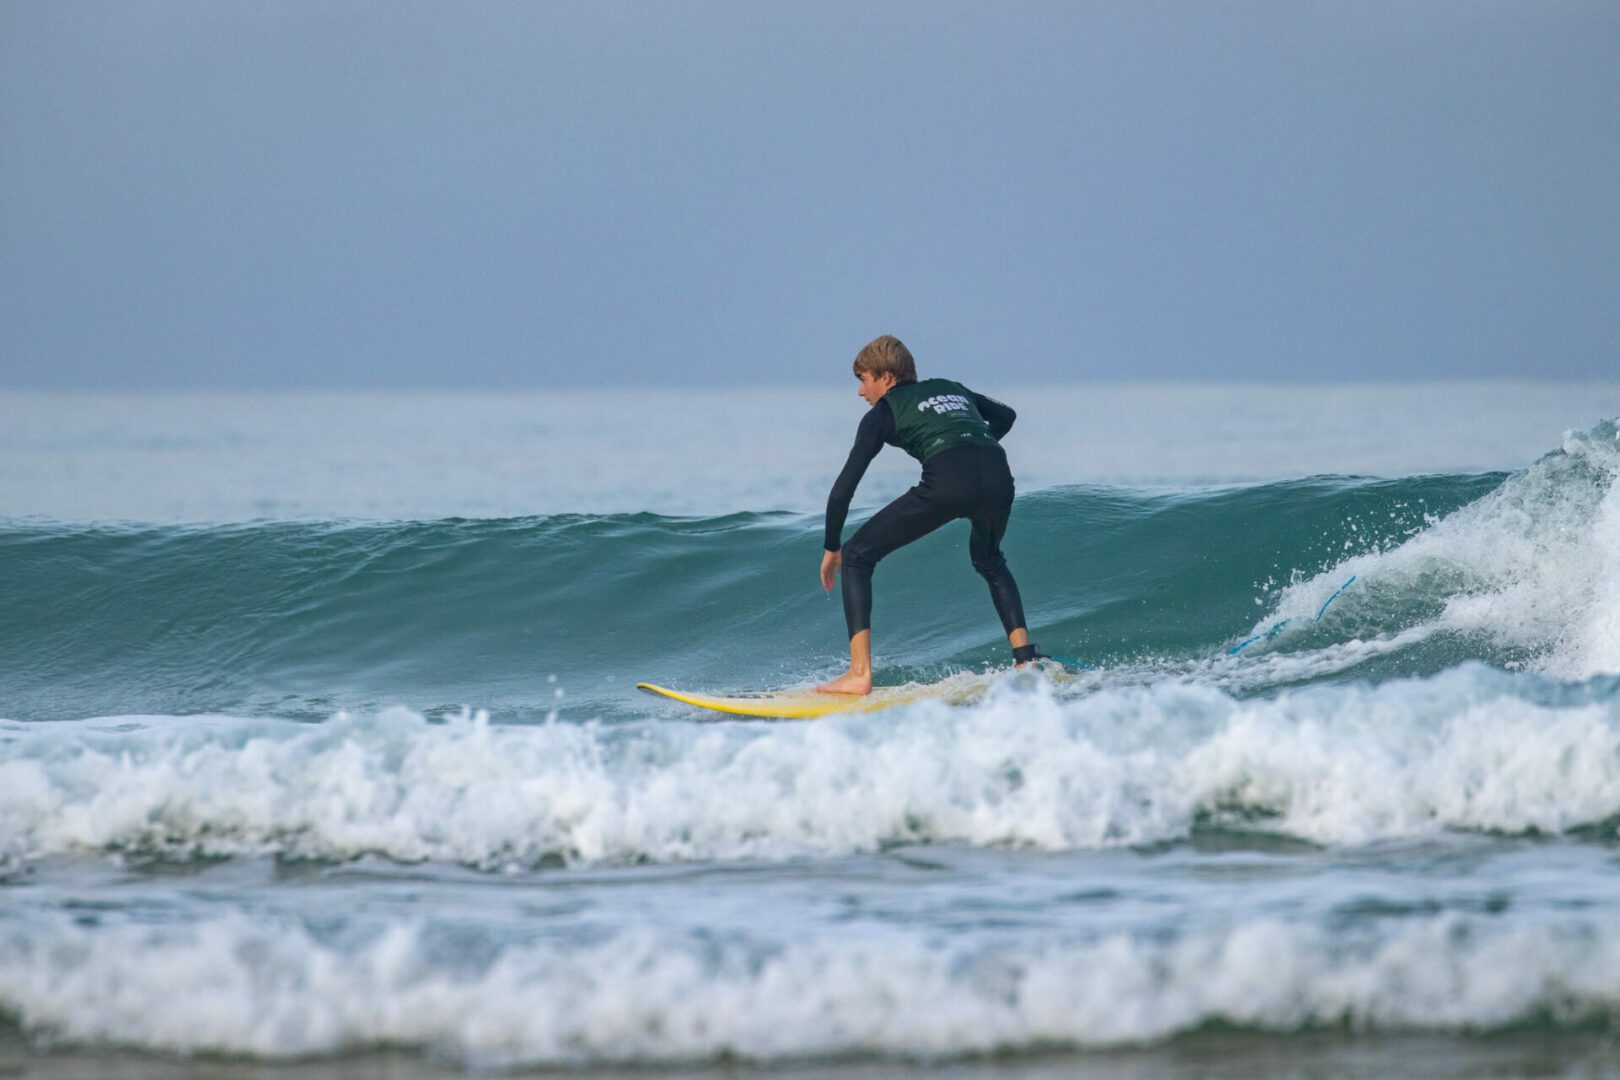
[[852, 335, 918, 384]]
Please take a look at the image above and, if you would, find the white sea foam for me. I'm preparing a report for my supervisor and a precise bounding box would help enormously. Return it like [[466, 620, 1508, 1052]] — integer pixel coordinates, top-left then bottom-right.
[[2, 666, 1617, 868], [1253, 421, 1620, 679], [2, 907, 1618, 1063], [1568, 449, 1620, 677]]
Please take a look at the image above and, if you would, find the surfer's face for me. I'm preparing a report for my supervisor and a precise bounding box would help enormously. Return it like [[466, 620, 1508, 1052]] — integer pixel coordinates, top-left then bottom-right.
[[857, 370, 897, 406]]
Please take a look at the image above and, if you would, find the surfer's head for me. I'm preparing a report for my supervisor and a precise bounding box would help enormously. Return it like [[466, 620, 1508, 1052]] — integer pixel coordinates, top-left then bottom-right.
[[853, 335, 917, 405]]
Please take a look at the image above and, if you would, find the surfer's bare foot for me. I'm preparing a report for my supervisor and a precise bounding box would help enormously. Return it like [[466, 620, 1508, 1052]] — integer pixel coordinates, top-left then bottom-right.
[[816, 670, 873, 695]]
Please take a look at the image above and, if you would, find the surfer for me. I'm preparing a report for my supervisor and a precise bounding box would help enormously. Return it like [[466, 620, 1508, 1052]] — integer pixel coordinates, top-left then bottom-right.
[[817, 335, 1035, 695]]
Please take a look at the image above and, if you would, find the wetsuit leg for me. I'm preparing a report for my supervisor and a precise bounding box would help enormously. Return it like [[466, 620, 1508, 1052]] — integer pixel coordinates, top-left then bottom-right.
[[838, 487, 956, 638], [965, 456, 1027, 636], [968, 501, 1026, 635]]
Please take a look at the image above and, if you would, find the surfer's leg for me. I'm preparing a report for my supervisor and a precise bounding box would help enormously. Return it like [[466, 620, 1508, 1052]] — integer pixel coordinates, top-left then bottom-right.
[[969, 522, 1027, 640], [967, 468, 1028, 648], [839, 488, 955, 637], [818, 488, 954, 695]]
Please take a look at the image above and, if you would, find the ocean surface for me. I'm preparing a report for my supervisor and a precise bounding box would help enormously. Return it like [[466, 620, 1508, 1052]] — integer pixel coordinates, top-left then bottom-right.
[[3, 382, 1620, 1078]]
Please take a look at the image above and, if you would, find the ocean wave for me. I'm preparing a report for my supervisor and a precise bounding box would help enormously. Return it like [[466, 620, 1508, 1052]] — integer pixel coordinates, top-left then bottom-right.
[[1247, 420, 1620, 679], [4, 420, 1618, 732], [3, 666, 1618, 868], [4, 905, 1618, 1064], [0, 467, 1506, 722]]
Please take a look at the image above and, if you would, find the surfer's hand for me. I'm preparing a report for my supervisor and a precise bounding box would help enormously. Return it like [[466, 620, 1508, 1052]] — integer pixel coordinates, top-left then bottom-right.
[[820, 549, 840, 592]]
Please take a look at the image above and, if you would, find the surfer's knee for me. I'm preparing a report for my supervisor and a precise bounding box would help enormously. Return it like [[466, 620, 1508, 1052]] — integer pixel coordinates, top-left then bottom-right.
[[840, 536, 880, 574], [971, 550, 1007, 578]]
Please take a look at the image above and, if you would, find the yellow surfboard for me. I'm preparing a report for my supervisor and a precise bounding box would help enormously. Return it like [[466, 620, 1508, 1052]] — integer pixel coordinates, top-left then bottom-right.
[[636, 674, 993, 719]]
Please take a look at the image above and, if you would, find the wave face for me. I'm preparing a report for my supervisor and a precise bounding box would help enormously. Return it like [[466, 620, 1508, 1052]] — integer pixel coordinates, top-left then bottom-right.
[[17, 424, 1620, 722], [7, 421, 1620, 723]]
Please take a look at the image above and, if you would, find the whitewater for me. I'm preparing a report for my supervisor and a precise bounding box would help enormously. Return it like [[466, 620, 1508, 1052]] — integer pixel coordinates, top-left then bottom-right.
[[2, 383, 1619, 1078]]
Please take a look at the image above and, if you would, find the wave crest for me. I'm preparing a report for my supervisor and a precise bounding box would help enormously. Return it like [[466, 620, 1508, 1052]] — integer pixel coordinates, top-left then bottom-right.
[[1248, 420, 1620, 679]]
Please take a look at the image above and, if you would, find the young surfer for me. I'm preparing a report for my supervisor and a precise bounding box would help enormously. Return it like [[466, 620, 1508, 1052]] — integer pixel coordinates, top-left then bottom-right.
[[817, 335, 1035, 695]]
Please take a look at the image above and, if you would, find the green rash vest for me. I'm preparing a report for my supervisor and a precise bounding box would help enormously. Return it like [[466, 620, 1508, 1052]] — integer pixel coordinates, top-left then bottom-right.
[[881, 378, 1003, 462]]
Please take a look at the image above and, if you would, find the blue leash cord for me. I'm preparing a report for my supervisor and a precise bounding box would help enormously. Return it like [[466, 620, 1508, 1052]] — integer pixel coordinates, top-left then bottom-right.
[[1041, 653, 1092, 671], [1315, 574, 1358, 620], [1228, 574, 1357, 656]]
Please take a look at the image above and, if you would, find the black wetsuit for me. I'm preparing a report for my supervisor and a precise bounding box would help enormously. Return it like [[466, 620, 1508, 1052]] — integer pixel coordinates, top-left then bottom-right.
[[824, 379, 1027, 641]]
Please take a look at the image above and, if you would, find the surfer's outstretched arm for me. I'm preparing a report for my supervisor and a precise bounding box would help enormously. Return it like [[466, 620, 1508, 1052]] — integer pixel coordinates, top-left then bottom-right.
[[817, 402, 893, 696], [822, 401, 892, 554]]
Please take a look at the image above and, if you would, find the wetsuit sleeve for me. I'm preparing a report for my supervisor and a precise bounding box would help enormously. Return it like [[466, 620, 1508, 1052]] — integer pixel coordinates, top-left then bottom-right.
[[824, 401, 894, 551], [973, 392, 1017, 440]]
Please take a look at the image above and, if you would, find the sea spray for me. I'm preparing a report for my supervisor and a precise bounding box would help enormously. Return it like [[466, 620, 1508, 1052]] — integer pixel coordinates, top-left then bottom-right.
[[1239, 420, 1620, 678]]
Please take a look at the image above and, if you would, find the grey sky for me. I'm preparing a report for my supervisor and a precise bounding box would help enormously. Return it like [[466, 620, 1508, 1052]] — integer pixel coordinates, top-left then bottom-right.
[[2, 1, 1616, 389]]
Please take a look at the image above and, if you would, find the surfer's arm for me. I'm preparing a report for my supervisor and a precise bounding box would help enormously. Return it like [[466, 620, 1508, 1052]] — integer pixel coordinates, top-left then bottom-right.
[[823, 401, 893, 552], [973, 393, 1016, 441]]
